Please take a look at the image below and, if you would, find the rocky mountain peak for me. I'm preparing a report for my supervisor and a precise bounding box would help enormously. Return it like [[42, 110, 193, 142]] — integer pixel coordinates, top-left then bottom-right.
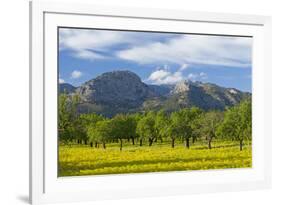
[[76, 70, 156, 108], [59, 71, 251, 117], [172, 80, 202, 94], [94, 70, 141, 82]]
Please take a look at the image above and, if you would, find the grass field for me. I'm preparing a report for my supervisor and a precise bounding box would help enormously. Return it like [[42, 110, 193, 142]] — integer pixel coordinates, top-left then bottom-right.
[[58, 139, 252, 177]]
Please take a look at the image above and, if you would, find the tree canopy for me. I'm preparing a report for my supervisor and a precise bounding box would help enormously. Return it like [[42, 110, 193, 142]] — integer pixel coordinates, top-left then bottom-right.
[[58, 93, 252, 151]]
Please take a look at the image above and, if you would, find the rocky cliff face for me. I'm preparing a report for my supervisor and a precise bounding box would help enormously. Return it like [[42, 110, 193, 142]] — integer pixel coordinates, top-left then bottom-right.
[[167, 80, 250, 110], [59, 71, 250, 116], [76, 71, 156, 109]]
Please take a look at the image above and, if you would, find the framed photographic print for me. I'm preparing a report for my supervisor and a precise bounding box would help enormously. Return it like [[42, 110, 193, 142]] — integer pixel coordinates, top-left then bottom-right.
[[29, 1, 272, 204]]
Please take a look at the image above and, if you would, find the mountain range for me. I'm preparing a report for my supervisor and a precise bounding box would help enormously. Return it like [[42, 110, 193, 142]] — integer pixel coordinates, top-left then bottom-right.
[[59, 70, 251, 117]]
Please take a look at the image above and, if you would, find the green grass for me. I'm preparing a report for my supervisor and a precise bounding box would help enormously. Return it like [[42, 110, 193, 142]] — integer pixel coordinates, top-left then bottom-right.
[[58, 139, 252, 177]]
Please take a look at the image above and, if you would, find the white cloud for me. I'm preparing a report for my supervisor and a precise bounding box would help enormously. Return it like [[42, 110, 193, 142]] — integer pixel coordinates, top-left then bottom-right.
[[60, 29, 124, 51], [187, 72, 208, 81], [187, 73, 197, 81], [146, 64, 187, 85], [60, 28, 252, 68], [117, 35, 252, 68], [199, 72, 208, 79], [71, 70, 82, 79], [59, 78, 65, 84], [74, 50, 105, 60], [59, 28, 170, 60], [147, 63, 208, 85], [59, 29, 128, 60], [148, 70, 184, 85], [148, 69, 170, 81], [179, 63, 188, 71]]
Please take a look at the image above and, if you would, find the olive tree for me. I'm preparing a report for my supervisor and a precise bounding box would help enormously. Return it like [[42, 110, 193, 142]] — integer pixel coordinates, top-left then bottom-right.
[[165, 114, 179, 148], [87, 120, 113, 149], [217, 100, 252, 151], [80, 113, 104, 146], [58, 93, 81, 144], [136, 112, 156, 146], [155, 110, 168, 143], [198, 111, 223, 149], [169, 107, 201, 148], [111, 114, 136, 150]]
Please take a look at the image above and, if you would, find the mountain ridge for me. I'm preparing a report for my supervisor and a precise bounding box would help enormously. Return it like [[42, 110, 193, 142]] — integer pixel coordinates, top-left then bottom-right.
[[59, 70, 251, 116]]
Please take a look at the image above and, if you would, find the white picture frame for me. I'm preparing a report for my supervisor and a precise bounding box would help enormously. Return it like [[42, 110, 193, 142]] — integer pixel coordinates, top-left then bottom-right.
[[29, 1, 272, 204]]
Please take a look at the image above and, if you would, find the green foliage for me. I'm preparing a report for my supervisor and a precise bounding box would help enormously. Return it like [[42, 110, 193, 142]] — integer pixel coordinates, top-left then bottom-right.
[[154, 110, 169, 140], [79, 113, 104, 125], [59, 96, 251, 151], [58, 98, 253, 176], [111, 114, 130, 139], [217, 100, 252, 150], [196, 111, 223, 148], [87, 120, 113, 148], [58, 93, 81, 143], [166, 107, 202, 148], [136, 111, 156, 146], [167, 111, 184, 141], [109, 114, 138, 149]]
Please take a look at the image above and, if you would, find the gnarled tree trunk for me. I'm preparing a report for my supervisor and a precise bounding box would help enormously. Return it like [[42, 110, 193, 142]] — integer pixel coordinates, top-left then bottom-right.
[[185, 138, 190, 148], [139, 139, 143, 146], [119, 139, 123, 151], [102, 142, 106, 149], [131, 137, 135, 145], [149, 138, 153, 146], [171, 138, 175, 148], [239, 139, 243, 151], [208, 139, 212, 149]]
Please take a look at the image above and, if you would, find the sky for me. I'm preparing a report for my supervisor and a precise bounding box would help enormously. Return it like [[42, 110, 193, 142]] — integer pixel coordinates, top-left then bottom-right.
[[58, 28, 252, 92]]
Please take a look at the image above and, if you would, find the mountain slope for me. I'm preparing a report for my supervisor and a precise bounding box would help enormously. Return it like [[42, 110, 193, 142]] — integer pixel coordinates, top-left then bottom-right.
[[75, 71, 157, 116], [60, 71, 251, 116], [59, 83, 76, 94], [164, 81, 250, 110]]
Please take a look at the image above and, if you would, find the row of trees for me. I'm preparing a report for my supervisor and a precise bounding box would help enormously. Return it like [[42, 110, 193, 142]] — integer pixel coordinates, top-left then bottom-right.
[[59, 94, 251, 151]]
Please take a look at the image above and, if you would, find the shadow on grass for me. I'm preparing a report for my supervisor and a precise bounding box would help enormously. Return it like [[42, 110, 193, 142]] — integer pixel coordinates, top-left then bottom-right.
[[193, 143, 252, 150], [59, 159, 252, 177], [59, 153, 250, 173]]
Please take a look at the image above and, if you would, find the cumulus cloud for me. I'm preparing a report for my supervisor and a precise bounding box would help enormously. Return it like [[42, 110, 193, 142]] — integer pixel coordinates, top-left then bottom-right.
[[187, 72, 208, 81], [146, 64, 187, 85], [117, 35, 252, 68], [71, 70, 82, 79], [59, 78, 65, 84], [148, 70, 184, 85], [147, 63, 208, 85], [148, 69, 170, 81]]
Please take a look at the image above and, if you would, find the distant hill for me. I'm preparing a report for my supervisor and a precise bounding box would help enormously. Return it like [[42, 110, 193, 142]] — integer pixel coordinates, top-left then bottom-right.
[[144, 81, 250, 112], [59, 70, 251, 117], [59, 83, 76, 94]]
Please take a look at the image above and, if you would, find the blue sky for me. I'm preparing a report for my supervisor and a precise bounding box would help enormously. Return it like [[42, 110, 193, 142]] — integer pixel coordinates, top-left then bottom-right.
[[59, 28, 252, 92]]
